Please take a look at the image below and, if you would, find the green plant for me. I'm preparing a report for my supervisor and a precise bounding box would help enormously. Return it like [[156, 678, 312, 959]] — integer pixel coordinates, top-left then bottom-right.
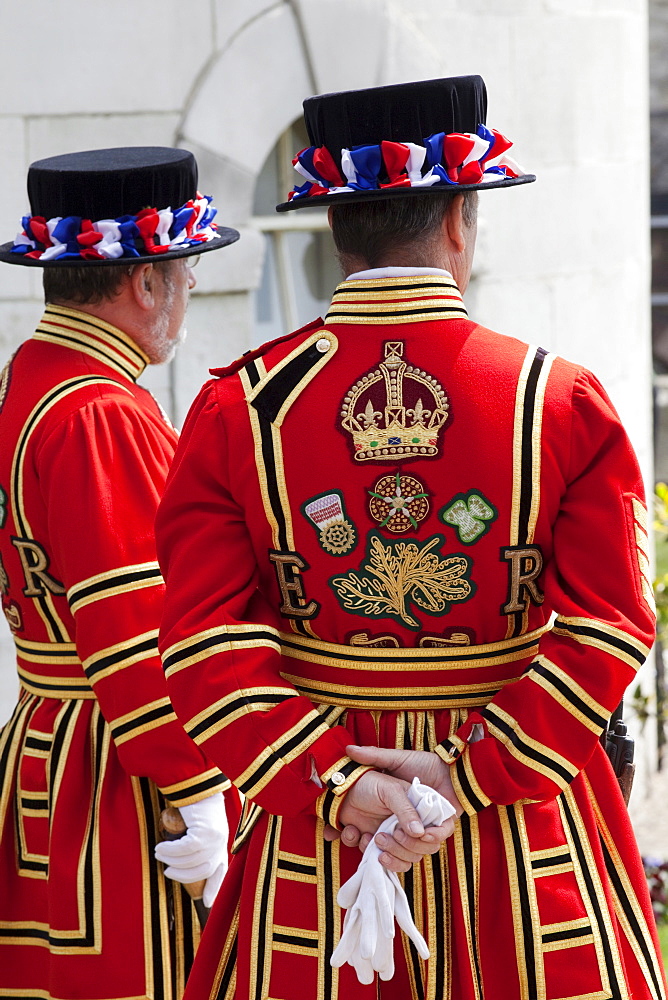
[[630, 682, 652, 730], [654, 482, 668, 644], [659, 922, 668, 968], [643, 857, 668, 926], [653, 487, 668, 752]]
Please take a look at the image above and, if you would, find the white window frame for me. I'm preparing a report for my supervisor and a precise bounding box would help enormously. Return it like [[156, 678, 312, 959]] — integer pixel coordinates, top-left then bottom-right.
[[251, 130, 330, 333]]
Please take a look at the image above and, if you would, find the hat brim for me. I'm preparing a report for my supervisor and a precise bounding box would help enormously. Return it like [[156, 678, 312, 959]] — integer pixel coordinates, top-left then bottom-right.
[[0, 226, 240, 266], [276, 173, 535, 212]]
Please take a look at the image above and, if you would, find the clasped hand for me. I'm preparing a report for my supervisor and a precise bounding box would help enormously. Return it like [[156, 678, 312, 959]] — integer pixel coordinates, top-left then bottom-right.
[[330, 746, 462, 872]]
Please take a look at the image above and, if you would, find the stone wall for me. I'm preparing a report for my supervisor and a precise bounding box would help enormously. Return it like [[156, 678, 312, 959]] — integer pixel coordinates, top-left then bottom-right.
[[0, 1, 656, 791], [651, 0, 668, 198]]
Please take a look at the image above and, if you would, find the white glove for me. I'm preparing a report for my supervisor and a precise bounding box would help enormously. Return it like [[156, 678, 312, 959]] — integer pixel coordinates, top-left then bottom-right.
[[330, 777, 456, 983], [154, 793, 229, 908]]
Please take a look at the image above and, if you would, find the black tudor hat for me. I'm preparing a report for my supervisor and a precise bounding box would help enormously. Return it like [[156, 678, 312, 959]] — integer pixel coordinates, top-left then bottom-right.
[[0, 146, 240, 267], [277, 75, 535, 212]]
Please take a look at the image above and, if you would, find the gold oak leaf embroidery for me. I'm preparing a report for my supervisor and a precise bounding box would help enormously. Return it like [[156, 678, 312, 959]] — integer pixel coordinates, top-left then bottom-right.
[[330, 532, 474, 630]]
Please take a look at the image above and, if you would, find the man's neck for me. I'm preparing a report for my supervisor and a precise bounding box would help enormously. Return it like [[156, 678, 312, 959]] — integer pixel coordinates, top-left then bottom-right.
[[50, 298, 126, 332], [48, 298, 151, 356]]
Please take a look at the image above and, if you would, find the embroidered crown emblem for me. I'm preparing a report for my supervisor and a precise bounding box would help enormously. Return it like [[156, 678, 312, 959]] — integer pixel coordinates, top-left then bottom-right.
[[339, 341, 449, 462]]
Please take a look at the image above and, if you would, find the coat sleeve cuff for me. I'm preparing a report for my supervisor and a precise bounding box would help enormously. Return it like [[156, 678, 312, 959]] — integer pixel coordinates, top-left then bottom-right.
[[434, 741, 492, 816], [449, 754, 492, 815], [313, 757, 374, 829], [160, 766, 231, 807]]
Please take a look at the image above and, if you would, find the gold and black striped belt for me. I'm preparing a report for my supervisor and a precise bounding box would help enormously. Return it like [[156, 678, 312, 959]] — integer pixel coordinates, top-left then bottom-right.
[[278, 625, 549, 710], [14, 638, 95, 700], [280, 671, 512, 710], [279, 625, 548, 671]]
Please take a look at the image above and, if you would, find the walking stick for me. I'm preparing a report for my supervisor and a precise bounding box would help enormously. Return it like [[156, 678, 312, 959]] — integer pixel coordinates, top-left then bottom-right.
[[159, 806, 210, 929]]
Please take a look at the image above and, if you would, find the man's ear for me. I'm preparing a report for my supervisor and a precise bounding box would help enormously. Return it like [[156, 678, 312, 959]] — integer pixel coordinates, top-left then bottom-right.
[[327, 205, 334, 230], [443, 194, 466, 254], [129, 262, 156, 311]]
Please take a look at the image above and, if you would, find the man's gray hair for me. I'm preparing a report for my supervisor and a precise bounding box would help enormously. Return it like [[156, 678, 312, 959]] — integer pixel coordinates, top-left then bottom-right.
[[42, 258, 181, 306], [43, 264, 131, 306], [330, 190, 477, 271]]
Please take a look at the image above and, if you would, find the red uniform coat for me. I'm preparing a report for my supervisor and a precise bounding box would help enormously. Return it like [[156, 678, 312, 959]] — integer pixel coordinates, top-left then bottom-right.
[[157, 274, 666, 1000], [0, 305, 235, 1000]]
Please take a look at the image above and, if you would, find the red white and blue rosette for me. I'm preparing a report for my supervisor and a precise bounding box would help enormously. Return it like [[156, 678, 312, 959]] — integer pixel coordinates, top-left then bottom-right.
[[9, 193, 220, 262], [284, 125, 530, 206]]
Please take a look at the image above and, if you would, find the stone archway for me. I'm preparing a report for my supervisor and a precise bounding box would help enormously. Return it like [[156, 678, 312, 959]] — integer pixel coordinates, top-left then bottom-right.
[[170, 0, 442, 418]]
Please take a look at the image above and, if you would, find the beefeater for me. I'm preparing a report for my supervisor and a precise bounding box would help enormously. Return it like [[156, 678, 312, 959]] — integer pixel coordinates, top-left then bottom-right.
[[0, 146, 240, 1000], [156, 77, 667, 1000]]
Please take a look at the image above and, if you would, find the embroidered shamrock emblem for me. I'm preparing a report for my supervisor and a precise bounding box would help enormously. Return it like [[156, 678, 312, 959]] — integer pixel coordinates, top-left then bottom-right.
[[368, 472, 430, 533], [440, 491, 497, 545]]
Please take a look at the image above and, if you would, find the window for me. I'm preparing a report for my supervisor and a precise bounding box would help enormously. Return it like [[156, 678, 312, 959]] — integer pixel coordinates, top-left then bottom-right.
[[251, 120, 340, 347]]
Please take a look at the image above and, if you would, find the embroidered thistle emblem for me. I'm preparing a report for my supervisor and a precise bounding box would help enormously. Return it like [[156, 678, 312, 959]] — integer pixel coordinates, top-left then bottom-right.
[[440, 491, 497, 544], [339, 341, 449, 462], [302, 491, 357, 556], [368, 471, 429, 532], [0, 486, 7, 529], [330, 532, 474, 630]]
